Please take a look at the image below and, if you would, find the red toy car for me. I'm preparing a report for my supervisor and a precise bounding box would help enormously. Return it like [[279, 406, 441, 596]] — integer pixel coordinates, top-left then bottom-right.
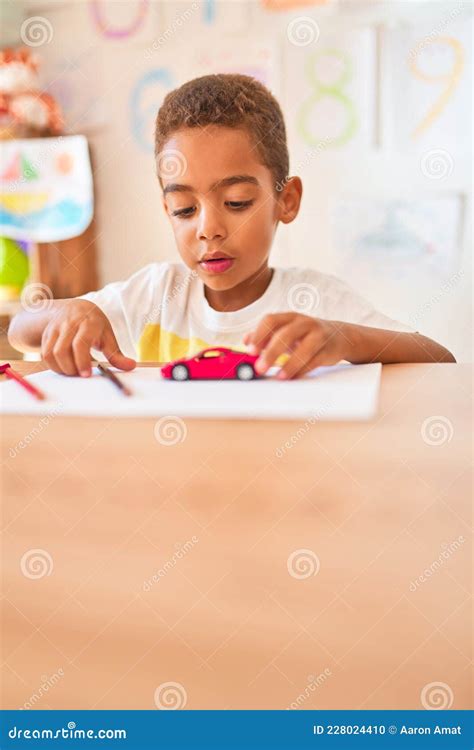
[[160, 347, 260, 381]]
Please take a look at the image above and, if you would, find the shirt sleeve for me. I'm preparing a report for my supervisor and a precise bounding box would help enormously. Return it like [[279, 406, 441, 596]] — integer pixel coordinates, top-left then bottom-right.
[[313, 271, 417, 334], [77, 262, 169, 359]]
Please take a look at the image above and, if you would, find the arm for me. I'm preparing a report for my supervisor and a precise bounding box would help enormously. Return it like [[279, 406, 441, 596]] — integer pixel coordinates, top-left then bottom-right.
[[8, 299, 71, 353], [334, 322, 456, 365], [8, 298, 136, 376]]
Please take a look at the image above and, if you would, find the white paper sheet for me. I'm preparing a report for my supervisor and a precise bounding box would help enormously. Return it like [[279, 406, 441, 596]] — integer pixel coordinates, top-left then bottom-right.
[[0, 363, 381, 420]]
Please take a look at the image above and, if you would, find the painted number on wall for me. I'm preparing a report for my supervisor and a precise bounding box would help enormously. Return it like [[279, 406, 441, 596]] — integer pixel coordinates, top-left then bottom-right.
[[298, 49, 357, 148]]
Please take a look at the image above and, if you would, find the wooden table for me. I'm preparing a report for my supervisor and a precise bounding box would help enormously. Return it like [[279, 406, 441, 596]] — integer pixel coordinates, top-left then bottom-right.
[[1, 362, 472, 710]]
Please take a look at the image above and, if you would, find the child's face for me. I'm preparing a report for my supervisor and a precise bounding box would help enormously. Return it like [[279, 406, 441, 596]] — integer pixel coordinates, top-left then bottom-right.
[[160, 125, 301, 295]]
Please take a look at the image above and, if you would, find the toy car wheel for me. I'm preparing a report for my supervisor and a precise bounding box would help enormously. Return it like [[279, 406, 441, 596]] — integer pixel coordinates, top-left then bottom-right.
[[171, 364, 190, 381], [236, 363, 255, 381]]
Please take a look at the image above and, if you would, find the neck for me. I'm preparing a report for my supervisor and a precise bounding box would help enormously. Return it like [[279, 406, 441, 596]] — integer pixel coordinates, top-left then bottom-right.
[[204, 264, 274, 312]]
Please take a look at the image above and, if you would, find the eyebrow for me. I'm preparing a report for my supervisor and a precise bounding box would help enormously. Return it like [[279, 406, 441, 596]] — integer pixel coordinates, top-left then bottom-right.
[[162, 174, 260, 196]]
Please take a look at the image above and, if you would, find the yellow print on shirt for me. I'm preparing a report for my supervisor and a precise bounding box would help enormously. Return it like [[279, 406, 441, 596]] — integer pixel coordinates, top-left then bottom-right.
[[138, 324, 209, 362], [137, 323, 289, 365]]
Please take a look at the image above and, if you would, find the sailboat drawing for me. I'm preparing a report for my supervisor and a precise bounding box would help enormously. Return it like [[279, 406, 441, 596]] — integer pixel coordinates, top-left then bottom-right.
[[0, 151, 48, 215], [2, 151, 39, 181], [0, 135, 94, 242]]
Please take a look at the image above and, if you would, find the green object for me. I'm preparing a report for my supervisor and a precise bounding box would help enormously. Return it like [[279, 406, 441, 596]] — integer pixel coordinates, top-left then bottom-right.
[[0, 237, 29, 299], [21, 154, 39, 180], [298, 49, 358, 149]]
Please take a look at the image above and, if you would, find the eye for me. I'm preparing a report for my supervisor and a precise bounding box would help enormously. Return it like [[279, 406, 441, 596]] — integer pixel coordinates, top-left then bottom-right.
[[225, 200, 254, 210], [171, 206, 196, 218]]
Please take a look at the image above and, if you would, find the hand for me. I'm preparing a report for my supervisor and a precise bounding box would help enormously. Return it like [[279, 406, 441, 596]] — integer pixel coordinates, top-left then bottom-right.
[[41, 299, 136, 377], [244, 313, 350, 379]]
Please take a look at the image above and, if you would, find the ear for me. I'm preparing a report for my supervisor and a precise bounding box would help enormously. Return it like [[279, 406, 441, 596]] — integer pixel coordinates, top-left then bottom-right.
[[276, 177, 302, 225]]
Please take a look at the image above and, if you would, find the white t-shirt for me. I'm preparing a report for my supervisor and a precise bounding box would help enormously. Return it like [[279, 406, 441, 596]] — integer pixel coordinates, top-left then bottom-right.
[[79, 262, 414, 362]]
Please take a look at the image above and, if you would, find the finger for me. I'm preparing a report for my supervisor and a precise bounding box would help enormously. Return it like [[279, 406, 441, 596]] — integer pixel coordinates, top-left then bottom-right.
[[53, 328, 80, 376], [246, 313, 298, 354], [255, 319, 312, 374], [72, 323, 94, 377], [277, 331, 324, 380], [41, 328, 62, 374], [100, 327, 136, 371], [289, 348, 341, 380]]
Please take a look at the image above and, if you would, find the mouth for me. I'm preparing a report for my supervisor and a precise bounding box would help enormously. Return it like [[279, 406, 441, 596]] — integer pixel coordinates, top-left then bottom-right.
[[198, 256, 235, 274]]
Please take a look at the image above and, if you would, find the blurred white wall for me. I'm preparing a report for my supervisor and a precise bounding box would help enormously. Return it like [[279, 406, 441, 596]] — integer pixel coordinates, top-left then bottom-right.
[[4, 0, 472, 360]]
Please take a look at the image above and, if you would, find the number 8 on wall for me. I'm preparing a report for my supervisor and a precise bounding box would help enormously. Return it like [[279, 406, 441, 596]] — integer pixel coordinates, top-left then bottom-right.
[[297, 49, 358, 148]]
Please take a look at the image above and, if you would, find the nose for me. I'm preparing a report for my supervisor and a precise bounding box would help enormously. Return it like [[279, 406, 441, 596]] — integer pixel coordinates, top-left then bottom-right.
[[196, 201, 226, 242]]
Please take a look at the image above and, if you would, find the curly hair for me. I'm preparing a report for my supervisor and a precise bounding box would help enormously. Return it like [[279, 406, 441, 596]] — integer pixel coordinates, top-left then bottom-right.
[[155, 73, 289, 191]]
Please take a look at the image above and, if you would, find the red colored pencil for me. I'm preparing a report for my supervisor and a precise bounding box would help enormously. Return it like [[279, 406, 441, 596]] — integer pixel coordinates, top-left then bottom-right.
[[0, 363, 46, 401]]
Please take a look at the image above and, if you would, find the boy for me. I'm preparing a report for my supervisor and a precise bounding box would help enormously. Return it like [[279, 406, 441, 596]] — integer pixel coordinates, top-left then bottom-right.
[[8, 74, 455, 378]]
